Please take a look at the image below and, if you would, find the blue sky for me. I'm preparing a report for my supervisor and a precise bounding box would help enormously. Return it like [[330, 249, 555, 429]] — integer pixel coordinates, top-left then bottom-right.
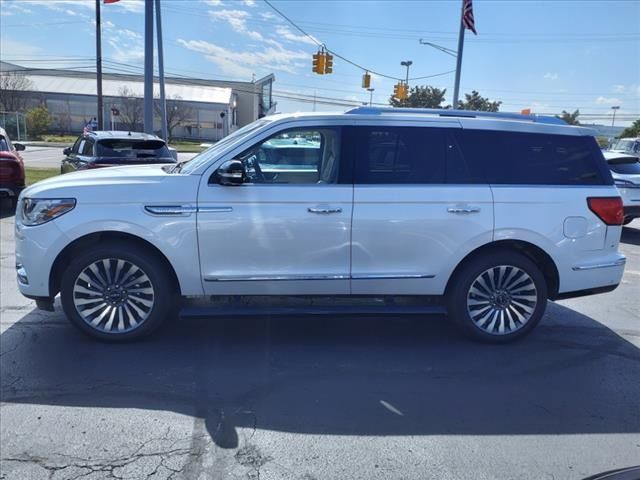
[[1, 0, 639, 125]]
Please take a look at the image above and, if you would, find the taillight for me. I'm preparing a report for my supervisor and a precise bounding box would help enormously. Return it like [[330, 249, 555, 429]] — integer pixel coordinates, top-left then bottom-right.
[[587, 197, 624, 226]]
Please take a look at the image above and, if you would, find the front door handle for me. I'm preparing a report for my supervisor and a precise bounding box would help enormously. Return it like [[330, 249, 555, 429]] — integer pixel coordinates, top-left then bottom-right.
[[447, 207, 481, 214], [308, 207, 342, 214]]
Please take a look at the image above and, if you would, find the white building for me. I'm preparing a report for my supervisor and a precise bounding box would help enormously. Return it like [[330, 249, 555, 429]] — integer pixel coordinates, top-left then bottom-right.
[[0, 62, 275, 141]]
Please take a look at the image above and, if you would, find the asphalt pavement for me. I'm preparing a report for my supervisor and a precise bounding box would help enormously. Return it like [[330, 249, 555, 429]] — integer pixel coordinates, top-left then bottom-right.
[[1, 211, 639, 480], [19, 145, 197, 168]]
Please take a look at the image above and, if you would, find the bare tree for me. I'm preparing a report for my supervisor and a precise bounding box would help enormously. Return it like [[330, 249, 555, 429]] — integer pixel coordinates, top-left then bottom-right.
[[0, 72, 33, 112], [117, 86, 143, 131], [155, 94, 193, 142]]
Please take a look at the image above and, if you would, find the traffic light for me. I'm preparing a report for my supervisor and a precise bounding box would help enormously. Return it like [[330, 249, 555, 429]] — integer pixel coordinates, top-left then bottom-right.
[[362, 72, 371, 89], [312, 53, 325, 74], [324, 53, 333, 74], [393, 82, 408, 100]]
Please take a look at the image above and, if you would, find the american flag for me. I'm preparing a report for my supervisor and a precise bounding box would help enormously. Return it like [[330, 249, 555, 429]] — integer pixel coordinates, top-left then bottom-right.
[[462, 0, 477, 35]]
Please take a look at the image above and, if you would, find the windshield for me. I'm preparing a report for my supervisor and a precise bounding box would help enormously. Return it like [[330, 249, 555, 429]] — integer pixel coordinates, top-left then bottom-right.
[[609, 158, 640, 174], [180, 119, 272, 174], [613, 139, 639, 153], [96, 139, 173, 162]]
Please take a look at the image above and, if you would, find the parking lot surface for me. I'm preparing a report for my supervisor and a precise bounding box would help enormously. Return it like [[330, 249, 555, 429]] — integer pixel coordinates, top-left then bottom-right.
[[1, 213, 639, 480]]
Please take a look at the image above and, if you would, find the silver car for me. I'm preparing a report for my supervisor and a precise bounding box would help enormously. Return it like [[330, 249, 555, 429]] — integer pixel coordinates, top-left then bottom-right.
[[608, 137, 640, 156], [604, 150, 640, 224]]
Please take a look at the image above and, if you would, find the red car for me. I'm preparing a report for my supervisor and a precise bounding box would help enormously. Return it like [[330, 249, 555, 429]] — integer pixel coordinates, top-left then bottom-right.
[[0, 127, 26, 211]]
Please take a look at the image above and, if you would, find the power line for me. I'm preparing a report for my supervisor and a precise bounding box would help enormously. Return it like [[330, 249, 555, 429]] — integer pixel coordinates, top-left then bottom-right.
[[262, 0, 454, 82]]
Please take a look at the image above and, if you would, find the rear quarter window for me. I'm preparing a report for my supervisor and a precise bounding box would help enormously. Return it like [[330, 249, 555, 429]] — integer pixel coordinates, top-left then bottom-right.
[[455, 130, 612, 185]]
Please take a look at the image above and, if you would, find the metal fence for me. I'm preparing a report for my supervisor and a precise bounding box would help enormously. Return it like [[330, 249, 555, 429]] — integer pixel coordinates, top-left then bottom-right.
[[0, 112, 28, 141]]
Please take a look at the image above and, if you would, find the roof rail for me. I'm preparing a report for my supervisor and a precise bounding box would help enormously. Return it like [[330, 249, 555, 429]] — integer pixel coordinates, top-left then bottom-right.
[[344, 106, 567, 126]]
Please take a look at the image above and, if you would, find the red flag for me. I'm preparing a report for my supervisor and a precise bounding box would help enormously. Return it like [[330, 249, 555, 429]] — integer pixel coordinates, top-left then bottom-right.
[[104, 0, 120, 4], [462, 0, 477, 35]]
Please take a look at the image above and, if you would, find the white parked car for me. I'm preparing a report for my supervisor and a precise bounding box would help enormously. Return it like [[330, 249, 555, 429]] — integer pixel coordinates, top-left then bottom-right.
[[15, 107, 626, 343], [603, 151, 640, 225]]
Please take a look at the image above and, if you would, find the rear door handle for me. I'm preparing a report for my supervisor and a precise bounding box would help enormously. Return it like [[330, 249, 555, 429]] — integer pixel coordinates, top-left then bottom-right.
[[308, 207, 342, 214], [447, 207, 481, 214]]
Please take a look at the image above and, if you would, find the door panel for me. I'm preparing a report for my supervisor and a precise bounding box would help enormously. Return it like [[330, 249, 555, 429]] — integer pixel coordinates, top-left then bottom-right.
[[351, 185, 493, 295], [198, 184, 352, 295]]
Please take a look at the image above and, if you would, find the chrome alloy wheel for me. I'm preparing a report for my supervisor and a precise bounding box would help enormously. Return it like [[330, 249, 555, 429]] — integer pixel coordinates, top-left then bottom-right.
[[466, 265, 538, 336], [72, 258, 155, 334]]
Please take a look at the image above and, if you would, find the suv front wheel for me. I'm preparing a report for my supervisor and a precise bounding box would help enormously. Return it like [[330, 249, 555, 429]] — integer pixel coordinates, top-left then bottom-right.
[[60, 242, 174, 341], [447, 251, 548, 343]]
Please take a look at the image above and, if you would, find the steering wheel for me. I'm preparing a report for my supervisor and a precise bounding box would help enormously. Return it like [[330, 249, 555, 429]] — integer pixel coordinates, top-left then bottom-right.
[[244, 153, 265, 183]]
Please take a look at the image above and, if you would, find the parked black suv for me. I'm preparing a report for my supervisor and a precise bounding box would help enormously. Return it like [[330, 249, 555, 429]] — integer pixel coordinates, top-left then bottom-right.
[[61, 131, 176, 174]]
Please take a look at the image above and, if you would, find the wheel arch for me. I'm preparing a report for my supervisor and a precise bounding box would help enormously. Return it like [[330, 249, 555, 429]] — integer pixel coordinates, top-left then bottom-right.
[[444, 239, 560, 300], [49, 231, 181, 298]]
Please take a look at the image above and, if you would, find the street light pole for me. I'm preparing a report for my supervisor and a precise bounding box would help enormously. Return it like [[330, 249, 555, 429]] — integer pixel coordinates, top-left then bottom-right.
[[400, 60, 412, 85], [367, 88, 375, 106], [611, 106, 620, 127]]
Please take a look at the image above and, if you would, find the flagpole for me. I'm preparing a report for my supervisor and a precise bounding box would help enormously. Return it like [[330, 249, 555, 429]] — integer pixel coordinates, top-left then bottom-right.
[[452, 0, 465, 109], [95, 0, 104, 129]]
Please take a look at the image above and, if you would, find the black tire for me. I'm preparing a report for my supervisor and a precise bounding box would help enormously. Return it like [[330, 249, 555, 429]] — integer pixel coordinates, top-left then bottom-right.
[[60, 241, 175, 341], [446, 250, 548, 343], [623, 217, 634, 226]]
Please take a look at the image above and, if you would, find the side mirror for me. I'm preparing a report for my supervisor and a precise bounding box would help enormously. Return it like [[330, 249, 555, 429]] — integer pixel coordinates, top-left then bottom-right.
[[14, 143, 25, 151], [215, 159, 244, 186], [63, 147, 71, 156]]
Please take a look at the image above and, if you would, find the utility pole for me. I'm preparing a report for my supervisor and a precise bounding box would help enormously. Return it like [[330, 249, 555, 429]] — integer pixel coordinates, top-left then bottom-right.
[[367, 88, 375, 106], [95, 0, 103, 130], [143, 0, 154, 134], [452, 2, 465, 109], [155, 0, 168, 141], [611, 105, 620, 127]]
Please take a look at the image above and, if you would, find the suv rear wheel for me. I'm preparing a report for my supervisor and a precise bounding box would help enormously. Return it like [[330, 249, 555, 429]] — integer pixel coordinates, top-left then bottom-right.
[[60, 242, 174, 341], [447, 251, 548, 343]]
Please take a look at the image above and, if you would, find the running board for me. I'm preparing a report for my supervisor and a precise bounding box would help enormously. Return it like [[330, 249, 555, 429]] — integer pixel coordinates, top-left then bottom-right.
[[180, 303, 447, 319]]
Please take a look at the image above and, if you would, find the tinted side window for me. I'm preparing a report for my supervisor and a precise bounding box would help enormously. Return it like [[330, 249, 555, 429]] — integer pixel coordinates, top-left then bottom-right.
[[354, 127, 445, 184], [455, 130, 610, 185], [82, 139, 94, 156], [71, 137, 83, 154]]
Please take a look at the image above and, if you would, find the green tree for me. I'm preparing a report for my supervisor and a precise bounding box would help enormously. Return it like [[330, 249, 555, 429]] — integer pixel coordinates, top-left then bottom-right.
[[619, 119, 640, 138], [25, 106, 51, 139], [458, 90, 502, 112], [556, 109, 580, 125], [389, 85, 447, 108]]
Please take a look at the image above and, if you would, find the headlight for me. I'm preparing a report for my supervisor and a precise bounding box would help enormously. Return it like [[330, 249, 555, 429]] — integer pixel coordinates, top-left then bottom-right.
[[21, 198, 76, 226]]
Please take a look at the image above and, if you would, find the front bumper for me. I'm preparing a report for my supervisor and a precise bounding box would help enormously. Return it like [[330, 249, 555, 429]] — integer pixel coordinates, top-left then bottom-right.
[[15, 216, 70, 299]]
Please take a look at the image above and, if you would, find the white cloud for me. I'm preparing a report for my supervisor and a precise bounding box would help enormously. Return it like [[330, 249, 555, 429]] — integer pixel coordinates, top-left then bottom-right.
[[209, 9, 263, 40], [595, 96, 622, 105], [242, 0, 256, 6], [612, 84, 626, 93], [543, 72, 558, 80], [259, 11, 276, 20], [177, 38, 307, 78], [204, 0, 224, 5], [275, 25, 318, 46], [100, 20, 144, 64]]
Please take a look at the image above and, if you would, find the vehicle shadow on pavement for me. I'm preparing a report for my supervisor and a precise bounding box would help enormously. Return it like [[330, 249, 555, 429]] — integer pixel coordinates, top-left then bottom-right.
[[1, 302, 639, 449]]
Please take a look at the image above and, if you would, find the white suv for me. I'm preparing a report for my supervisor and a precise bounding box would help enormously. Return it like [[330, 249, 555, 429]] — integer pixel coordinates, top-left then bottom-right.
[[15, 107, 626, 343]]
